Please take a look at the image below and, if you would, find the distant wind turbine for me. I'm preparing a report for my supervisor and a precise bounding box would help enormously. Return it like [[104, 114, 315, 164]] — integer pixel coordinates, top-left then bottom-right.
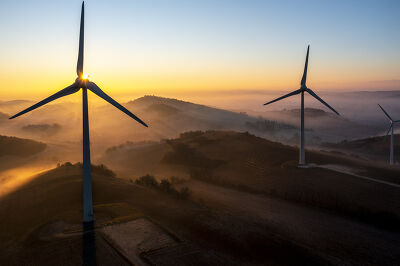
[[9, 2, 148, 223], [378, 104, 398, 165], [263, 46, 340, 166]]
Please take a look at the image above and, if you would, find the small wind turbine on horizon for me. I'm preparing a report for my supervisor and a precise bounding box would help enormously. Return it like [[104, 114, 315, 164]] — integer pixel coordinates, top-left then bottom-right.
[[378, 104, 398, 165], [9, 2, 148, 223], [263, 46, 340, 166]]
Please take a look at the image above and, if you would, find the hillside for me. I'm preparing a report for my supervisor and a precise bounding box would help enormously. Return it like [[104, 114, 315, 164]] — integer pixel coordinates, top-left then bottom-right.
[[323, 134, 400, 162], [102, 131, 400, 213], [127, 95, 268, 136], [0, 163, 327, 265], [0, 96, 299, 150], [0, 95, 375, 152], [0, 135, 46, 157], [1, 131, 400, 264]]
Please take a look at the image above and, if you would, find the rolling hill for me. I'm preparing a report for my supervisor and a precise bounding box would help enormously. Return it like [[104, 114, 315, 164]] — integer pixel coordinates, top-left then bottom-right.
[[1, 131, 399, 264], [323, 134, 400, 163], [101, 131, 400, 218], [0, 163, 327, 265], [0, 95, 366, 153], [0, 135, 46, 157]]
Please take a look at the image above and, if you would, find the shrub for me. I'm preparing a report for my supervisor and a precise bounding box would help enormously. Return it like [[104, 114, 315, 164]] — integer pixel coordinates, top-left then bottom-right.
[[135, 174, 158, 187], [135, 174, 192, 200], [159, 179, 172, 192], [178, 187, 191, 200]]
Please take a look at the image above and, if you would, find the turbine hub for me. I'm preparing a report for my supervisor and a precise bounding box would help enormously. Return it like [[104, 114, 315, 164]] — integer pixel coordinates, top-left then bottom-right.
[[76, 77, 89, 88]]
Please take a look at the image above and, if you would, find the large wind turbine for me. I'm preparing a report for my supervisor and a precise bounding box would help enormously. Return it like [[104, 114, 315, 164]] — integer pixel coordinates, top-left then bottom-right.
[[9, 2, 148, 223], [378, 104, 398, 165], [263, 46, 340, 166]]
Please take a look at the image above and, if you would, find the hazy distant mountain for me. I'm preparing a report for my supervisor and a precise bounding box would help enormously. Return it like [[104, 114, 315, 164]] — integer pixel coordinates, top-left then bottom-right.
[[128, 95, 256, 128], [348, 90, 400, 98], [122, 95, 298, 143], [257, 106, 380, 143], [0, 112, 9, 122], [0, 95, 384, 148], [0, 100, 32, 107]]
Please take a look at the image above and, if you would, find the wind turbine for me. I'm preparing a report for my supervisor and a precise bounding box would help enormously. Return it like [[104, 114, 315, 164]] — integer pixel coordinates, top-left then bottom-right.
[[378, 104, 398, 165], [263, 46, 340, 166], [9, 2, 148, 223]]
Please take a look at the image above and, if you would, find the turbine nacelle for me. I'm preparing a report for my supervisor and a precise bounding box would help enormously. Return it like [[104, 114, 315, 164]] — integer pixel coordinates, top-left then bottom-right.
[[76, 77, 89, 88]]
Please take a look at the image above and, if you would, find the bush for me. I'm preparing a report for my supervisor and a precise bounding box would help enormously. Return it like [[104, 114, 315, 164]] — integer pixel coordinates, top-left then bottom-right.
[[135, 174, 192, 200], [135, 174, 158, 187], [159, 179, 172, 192], [56, 162, 116, 178], [178, 187, 191, 200]]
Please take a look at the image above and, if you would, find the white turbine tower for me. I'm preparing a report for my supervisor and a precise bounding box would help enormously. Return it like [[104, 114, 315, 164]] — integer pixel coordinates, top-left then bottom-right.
[[9, 2, 148, 223], [263, 46, 340, 166], [378, 104, 398, 165]]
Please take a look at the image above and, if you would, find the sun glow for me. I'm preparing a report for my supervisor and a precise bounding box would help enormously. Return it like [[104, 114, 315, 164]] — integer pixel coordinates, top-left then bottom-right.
[[82, 73, 89, 80]]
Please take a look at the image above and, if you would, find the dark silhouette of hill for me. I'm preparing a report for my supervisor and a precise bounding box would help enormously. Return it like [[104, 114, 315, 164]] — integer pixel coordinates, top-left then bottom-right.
[[0, 135, 46, 157]]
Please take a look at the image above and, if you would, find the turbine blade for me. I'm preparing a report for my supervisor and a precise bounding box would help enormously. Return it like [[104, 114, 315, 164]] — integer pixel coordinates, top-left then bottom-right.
[[76, 2, 85, 77], [86, 82, 148, 127], [300, 45, 310, 87], [378, 104, 392, 120], [9, 84, 79, 119], [384, 124, 392, 140], [263, 89, 302, 105], [306, 88, 340, 115]]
